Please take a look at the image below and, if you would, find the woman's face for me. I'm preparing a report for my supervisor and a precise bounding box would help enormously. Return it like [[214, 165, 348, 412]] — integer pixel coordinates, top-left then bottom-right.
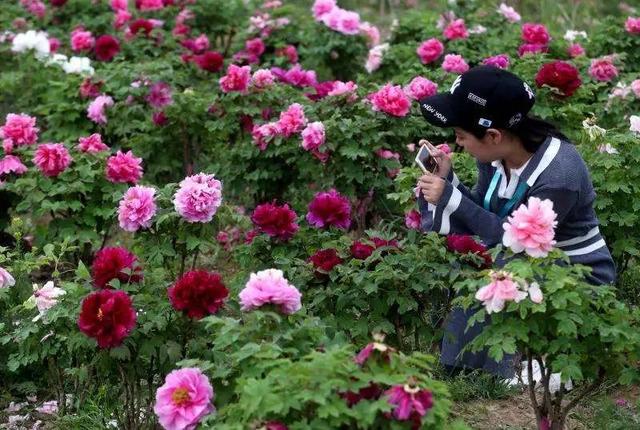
[[453, 127, 502, 163]]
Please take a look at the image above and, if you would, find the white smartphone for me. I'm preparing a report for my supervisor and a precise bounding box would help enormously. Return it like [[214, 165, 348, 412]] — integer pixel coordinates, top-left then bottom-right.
[[414, 140, 439, 174]]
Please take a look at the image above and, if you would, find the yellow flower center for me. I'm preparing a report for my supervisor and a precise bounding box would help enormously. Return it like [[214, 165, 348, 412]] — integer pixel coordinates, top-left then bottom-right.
[[172, 387, 191, 406], [97, 309, 104, 320]]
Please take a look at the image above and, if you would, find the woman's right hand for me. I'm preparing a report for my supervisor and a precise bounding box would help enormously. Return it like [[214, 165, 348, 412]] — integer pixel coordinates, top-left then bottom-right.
[[430, 147, 452, 178]]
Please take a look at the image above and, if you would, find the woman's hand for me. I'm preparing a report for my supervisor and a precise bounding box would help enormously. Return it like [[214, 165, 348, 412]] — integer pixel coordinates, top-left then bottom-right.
[[417, 173, 446, 204], [430, 147, 452, 178]]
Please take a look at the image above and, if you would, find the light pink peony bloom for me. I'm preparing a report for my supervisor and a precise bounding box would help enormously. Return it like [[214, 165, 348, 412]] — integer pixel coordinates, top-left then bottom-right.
[[625, 17, 640, 34], [173, 173, 223, 223], [137, 0, 164, 11], [443, 18, 468, 40], [365, 44, 388, 73], [276, 103, 307, 137], [35, 401, 58, 415], [416, 38, 444, 64], [598, 143, 619, 154], [483, 54, 510, 69], [503, 197, 557, 257], [219, 64, 251, 94], [118, 185, 157, 232], [106, 150, 143, 184], [33, 281, 66, 316], [589, 57, 618, 82], [0, 113, 39, 153], [404, 77, 438, 101], [22, 0, 46, 18], [238, 269, 302, 314], [87, 95, 114, 125], [322, 7, 360, 35], [632, 79, 640, 98], [475, 271, 527, 314], [245, 37, 265, 57], [359, 22, 380, 47], [33, 143, 72, 177], [370, 83, 410, 117], [70, 27, 95, 52], [442, 54, 469, 74], [0, 267, 15, 288], [312, 0, 336, 20], [154, 368, 214, 430], [252, 123, 279, 150], [497, 3, 521, 23], [114, 9, 132, 29], [78, 133, 108, 153], [301, 121, 325, 151], [405, 210, 421, 230], [328, 80, 358, 99], [568, 43, 585, 57], [0, 155, 28, 176], [251, 69, 275, 89], [375, 148, 400, 160], [630, 115, 640, 134]]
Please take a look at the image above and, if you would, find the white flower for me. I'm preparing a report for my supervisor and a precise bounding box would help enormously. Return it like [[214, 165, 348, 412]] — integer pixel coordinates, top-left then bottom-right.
[[610, 81, 631, 99], [47, 53, 68, 66], [564, 30, 587, 42], [11, 30, 50, 58], [598, 143, 619, 154], [31, 281, 66, 321], [62, 56, 94, 75], [469, 25, 487, 34], [630, 115, 640, 134], [527, 282, 543, 304], [582, 118, 606, 141], [0, 267, 15, 288]]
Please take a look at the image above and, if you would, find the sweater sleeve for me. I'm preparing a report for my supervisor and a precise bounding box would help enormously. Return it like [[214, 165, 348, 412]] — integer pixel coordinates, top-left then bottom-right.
[[429, 182, 579, 246]]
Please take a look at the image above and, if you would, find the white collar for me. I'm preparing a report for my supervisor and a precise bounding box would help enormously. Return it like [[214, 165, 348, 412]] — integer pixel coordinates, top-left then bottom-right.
[[491, 158, 532, 199]]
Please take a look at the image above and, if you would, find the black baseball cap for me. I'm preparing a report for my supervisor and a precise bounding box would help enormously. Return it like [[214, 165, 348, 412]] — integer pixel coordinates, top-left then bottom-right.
[[419, 65, 536, 132]]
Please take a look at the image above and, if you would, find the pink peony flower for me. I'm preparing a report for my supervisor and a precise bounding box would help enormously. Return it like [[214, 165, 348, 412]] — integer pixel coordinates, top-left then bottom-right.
[[306, 189, 351, 230], [87, 95, 114, 125], [49, 37, 60, 53], [33, 143, 72, 177], [416, 38, 444, 64], [442, 54, 469, 74], [521, 23, 550, 45], [0, 113, 39, 153], [630, 116, 640, 134], [443, 18, 468, 40], [0, 155, 27, 177], [405, 210, 421, 230], [111, 0, 128, 10], [589, 57, 618, 82], [245, 37, 265, 57], [32, 281, 66, 317], [312, 0, 335, 20], [497, 3, 520, 22], [483, 54, 510, 69], [276, 103, 307, 137], [276, 45, 298, 63], [365, 44, 388, 73], [146, 82, 173, 109], [475, 270, 527, 314], [301, 122, 325, 151], [502, 197, 557, 257], [518, 43, 548, 57], [385, 384, 434, 426], [0, 267, 15, 288], [252, 123, 279, 150], [173, 173, 223, 223], [70, 27, 95, 52], [375, 148, 400, 160], [114, 9, 132, 29], [631, 79, 640, 98], [322, 7, 361, 35], [370, 83, 410, 117], [154, 368, 214, 430], [181, 35, 210, 54], [137, 0, 164, 11], [404, 77, 438, 101], [625, 17, 640, 34], [355, 335, 394, 365], [567, 43, 585, 58], [106, 150, 143, 184], [238, 269, 302, 314], [359, 22, 380, 47], [219, 64, 251, 94], [251, 69, 275, 89], [78, 133, 108, 153], [328, 80, 358, 98], [118, 185, 156, 232]]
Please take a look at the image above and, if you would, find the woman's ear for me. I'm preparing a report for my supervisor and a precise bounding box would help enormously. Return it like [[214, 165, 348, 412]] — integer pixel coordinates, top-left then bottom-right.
[[485, 128, 503, 145]]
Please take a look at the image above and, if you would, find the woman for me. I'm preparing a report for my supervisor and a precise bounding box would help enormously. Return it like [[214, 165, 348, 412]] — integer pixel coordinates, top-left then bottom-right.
[[416, 65, 616, 377]]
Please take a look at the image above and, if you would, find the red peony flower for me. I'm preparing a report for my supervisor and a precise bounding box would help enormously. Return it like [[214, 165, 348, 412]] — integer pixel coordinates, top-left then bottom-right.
[[535, 61, 582, 97], [306, 189, 352, 230], [78, 289, 137, 348], [94, 35, 120, 61], [251, 202, 299, 241], [193, 51, 224, 73], [91, 246, 143, 289], [129, 19, 154, 37], [351, 241, 375, 260], [446, 234, 492, 269], [51, 0, 67, 6], [168, 270, 229, 319], [309, 248, 343, 273], [341, 382, 383, 407], [79, 77, 103, 99]]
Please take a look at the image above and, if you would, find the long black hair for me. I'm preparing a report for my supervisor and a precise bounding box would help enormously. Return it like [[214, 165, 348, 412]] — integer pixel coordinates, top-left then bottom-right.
[[464, 116, 570, 153]]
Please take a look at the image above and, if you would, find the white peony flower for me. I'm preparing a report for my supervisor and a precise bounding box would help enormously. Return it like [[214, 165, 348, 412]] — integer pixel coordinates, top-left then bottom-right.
[[564, 30, 587, 42], [62, 56, 94, 75], [11, 30, 50, 58]]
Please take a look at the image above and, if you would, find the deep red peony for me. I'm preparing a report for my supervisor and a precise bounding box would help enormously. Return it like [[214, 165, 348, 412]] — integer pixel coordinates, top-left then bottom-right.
[[535, 61, 582, 97], [168, 270, 229, 319], [94, 35, 120, 61], [446, 234, 492, 269], [309, 248, 343, 273], [78, 289, 137, 348], [351, 241, 375, 260], [193, 51, 224, 73], [129, 19, 154, 37], [91, 246, 143, 289], [251, 202, 299, 241]]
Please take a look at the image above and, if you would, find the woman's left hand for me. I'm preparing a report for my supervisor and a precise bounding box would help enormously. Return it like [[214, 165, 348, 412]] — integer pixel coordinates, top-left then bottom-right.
[[417, 173, 446, 204]]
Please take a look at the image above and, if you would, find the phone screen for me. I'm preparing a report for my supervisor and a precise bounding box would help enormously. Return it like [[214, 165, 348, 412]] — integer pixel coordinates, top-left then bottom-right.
[[415, 144, 438, 173]]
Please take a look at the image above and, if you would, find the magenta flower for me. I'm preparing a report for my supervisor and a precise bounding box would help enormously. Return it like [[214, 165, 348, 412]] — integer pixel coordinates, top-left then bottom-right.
[[475, 270, 527, 314], [521, 23, 550, 45], [502, 197, 557, 257], [625, 17, 640, 34], [146, 82, 173, 109], [70, 27, 95, 52], [306, 189, 351, 230], [137, 0, 164, 11], [172, 173, 223, 223], [245, 37, 265, 57], [589, 57, 618, 82], [442, 54, 469, 74], [403, 77, 438, 101], [251, 69, 275, 89], [87, 95, 114, 125], [252, 123, 279, 150], [482, 54, 510, 69], [567, 43, 585, 58], [328, 80, 358, 98], [355, 334, 394, 365], [106, 150, 143, 184], [301, 121, 325, 151], [154, 368, 214, 430], [276, 103, 307, 137], [33, 143, 72, 177], [404, 210, 421, 230], [369, 83, 410, 117], [416, 38, 444, 64], [385, 384, 434, 427], [0, 113, 39, 153], [238, 269, 302, 314], [312, 0, 336, 20], [0, 155, 28, 177], [219, 64, 251, 94], [78, 133, 108, 153], [443, 18, 468, 40], [322, 7, 361, 35], [118, 185, 157, 232]]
